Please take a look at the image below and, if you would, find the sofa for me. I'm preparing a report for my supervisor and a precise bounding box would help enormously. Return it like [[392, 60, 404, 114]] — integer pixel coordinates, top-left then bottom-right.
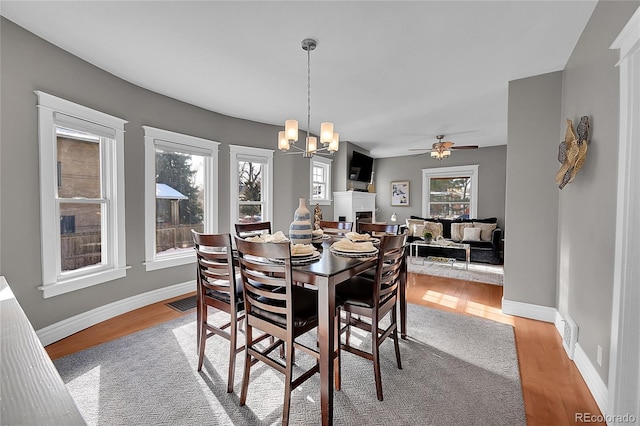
[[403, 216, 503, 265]]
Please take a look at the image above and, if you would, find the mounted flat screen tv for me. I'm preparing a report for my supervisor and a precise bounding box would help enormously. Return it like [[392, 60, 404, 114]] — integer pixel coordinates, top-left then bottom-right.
[[349, 151, 374, 182]]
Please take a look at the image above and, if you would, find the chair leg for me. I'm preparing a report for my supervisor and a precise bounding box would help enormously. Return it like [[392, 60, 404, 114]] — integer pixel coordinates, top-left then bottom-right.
[[227, 313, 238, 393], [239, 325, 253, 406], [372, 314, 383, 401], [345, 311, 351, 344], [392, 308, 402, 370], [282, 340, 294, 426], [197, 305, 206, 372], [334, 307, 341, 391]]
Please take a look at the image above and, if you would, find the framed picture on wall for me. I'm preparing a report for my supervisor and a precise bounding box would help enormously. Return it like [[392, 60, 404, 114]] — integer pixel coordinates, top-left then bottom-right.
[[391, 181, 410, 206]]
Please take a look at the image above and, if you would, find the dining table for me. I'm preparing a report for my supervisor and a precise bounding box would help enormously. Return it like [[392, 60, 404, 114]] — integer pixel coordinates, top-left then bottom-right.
[[291, 238, 408, 426]]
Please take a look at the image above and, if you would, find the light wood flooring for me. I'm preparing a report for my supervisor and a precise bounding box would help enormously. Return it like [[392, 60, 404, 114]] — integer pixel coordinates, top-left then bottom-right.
[[46, 272, 604, 426]]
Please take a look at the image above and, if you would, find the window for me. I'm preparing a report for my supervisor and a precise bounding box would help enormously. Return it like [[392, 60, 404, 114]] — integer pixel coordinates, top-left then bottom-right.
[[36, 91, 128, 298], [229, 145, 273, 230], [310, 156, 332, 205], [422, 165, 478, 219], [143, 126, 219, 271]]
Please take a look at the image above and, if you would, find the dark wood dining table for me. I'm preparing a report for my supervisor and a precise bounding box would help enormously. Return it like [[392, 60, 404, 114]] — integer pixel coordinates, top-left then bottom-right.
[[292, 239, 407, 426]]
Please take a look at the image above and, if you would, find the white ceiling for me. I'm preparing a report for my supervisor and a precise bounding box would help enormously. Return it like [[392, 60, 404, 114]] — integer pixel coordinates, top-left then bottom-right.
[[1, 1, 597, 158]]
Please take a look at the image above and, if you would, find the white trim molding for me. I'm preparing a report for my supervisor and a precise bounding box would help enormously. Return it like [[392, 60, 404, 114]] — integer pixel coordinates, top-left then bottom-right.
[[142, 126, 219, 271], [421, 165, 479, 219], [609, 6, 640, 423], [36, 280, 195, 346], [501, 298, 557, 323], [574, 343, 609, 416]]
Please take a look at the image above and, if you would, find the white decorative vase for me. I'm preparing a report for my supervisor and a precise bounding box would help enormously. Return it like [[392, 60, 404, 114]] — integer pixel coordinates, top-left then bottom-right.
[[289, 198, 313, 245]]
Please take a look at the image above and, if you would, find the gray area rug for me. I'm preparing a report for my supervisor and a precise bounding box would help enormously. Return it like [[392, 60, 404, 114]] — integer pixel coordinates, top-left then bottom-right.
[[54, 304, 525, 425], [408, 260, 504, 286]]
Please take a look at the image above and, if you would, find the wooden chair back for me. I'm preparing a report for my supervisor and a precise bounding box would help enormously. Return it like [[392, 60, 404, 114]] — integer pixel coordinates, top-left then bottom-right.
[[191, 230, 244, 391], [358, 222, 399, 236], [234, 237, 295, 340], [319, 220, 353, 236], [372, 233, 407, 309], [234, 221, 272, 238]]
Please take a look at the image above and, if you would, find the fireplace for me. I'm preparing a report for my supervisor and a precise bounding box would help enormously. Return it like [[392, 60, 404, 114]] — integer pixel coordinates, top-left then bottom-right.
[[333, 191, 376, 229]]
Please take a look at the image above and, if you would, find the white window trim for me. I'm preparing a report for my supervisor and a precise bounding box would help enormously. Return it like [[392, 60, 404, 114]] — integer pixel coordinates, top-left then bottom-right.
[[229, 145, 273, 232], [35, 91, 128, 298], [310, 156, 332, 205], [421, 165, 479, 219], [143, 126, 219, 271]]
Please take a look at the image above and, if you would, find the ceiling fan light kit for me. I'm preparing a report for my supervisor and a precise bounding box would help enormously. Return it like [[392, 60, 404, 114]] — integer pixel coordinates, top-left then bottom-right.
[[410, 134, 479, 160]]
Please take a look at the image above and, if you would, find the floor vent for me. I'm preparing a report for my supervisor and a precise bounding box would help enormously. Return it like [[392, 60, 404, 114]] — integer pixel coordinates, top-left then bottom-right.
[[562, 315, 578, 359], [166, 295, 197, 313]]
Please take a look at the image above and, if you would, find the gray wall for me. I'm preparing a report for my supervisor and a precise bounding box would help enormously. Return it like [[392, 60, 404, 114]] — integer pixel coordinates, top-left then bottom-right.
[[374, 145, 507, 229], [557, 0, 639, 383], [0, 17, 310, 329], [504, 71, 562, 308], [504, 1, 639, 385]]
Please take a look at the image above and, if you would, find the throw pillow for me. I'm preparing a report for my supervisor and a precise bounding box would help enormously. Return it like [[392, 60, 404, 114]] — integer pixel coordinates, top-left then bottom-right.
[[450, 222, 473, 242], [423, 221, 443, 239], [406, 219, 424, 237], [413, 224, 425, 238], [462, 226, 482, 241], [473, 222, 497, 241]]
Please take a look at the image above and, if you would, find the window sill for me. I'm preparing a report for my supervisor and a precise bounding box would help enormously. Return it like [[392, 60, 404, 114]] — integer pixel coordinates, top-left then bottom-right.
[[311, 199, 332, 206], [39, 267, 129, 298], [144, 252, 195, 272]]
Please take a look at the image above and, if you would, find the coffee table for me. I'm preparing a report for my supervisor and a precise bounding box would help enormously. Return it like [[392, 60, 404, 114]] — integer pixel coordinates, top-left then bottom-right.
[[409, 240, 471, 270]]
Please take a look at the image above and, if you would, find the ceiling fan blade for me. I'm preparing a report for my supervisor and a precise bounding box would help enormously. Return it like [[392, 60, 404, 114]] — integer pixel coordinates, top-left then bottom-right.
[[409, 148, 429, 151], [450, 145, 479, 150]]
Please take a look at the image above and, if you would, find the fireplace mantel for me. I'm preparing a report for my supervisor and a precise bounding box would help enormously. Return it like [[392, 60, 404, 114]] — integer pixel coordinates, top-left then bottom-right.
[[333, 191, 376, 224]]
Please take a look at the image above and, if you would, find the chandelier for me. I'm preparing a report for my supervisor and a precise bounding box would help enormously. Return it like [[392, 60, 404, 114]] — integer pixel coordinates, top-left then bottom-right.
[[278, 38, 339, 158]]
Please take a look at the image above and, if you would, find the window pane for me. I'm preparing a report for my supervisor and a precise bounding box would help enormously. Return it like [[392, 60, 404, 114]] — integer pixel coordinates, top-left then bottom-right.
[[313, 183, 326, 199], [238, 161, 262, 202], [430, 203, 470, 219], [155, 149, 205, 255], [429, 177, 471, 202], [313, 166, 324, 182], [60, 202, 102, 272], [56, 127, 101, 198], [239, 205, 263, 223]]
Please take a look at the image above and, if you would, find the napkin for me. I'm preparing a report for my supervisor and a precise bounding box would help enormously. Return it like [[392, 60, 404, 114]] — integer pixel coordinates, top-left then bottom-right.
[[291, 244, 315, 256], [244, 231, 289, 243], [345, 231, 372, 241], [331, 238, 375, 252]]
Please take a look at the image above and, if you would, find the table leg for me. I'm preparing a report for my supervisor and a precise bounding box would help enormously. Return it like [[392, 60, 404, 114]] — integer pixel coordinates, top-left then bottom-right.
[[317, 280, 335, 426]]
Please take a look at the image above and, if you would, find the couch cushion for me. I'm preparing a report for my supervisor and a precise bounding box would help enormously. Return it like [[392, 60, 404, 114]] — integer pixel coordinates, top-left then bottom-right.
[[450, 222, 473, 241], [462, 227, 482, 241], [406, 219, 424, 237], [424, 221, 443, 239], [472, 222, 497, 241]]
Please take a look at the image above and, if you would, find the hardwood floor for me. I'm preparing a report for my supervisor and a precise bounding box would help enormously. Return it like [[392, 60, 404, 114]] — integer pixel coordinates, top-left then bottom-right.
[[46, 273, 604, 426]]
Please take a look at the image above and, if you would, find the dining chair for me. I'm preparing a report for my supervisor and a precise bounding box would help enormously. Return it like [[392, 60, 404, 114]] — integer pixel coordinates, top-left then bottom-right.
[[234, 221, 272, 238], [319, 220, 353, 236], [192, 231, 245, 393], [336, 232, 406, 401], [234, 237, 341, 425], [357, 222, 399, 236]]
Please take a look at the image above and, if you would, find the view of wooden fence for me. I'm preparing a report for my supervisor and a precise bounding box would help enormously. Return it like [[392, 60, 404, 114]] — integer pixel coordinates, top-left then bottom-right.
[[61, 224, 204, 270]]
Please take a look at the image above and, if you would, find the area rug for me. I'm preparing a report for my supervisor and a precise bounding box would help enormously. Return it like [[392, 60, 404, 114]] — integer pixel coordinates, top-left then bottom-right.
[[408, 260, 504, 286], [53, 304, 525, 425]]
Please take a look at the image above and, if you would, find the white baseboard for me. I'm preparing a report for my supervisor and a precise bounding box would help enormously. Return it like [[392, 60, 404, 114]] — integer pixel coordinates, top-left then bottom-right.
[[502, 298, 609, 417], [501, 298, 557, 323], [36, 280, 195, 346], [574, 343, 608, 416]]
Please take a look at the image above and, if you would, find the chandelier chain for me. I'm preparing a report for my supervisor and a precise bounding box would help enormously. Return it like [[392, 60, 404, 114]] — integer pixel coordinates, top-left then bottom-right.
[[307, 44, 311, 145]]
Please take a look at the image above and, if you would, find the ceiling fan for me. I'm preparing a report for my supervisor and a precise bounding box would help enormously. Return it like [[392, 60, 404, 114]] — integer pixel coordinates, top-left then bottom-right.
[[410, 134, 479, 160]]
